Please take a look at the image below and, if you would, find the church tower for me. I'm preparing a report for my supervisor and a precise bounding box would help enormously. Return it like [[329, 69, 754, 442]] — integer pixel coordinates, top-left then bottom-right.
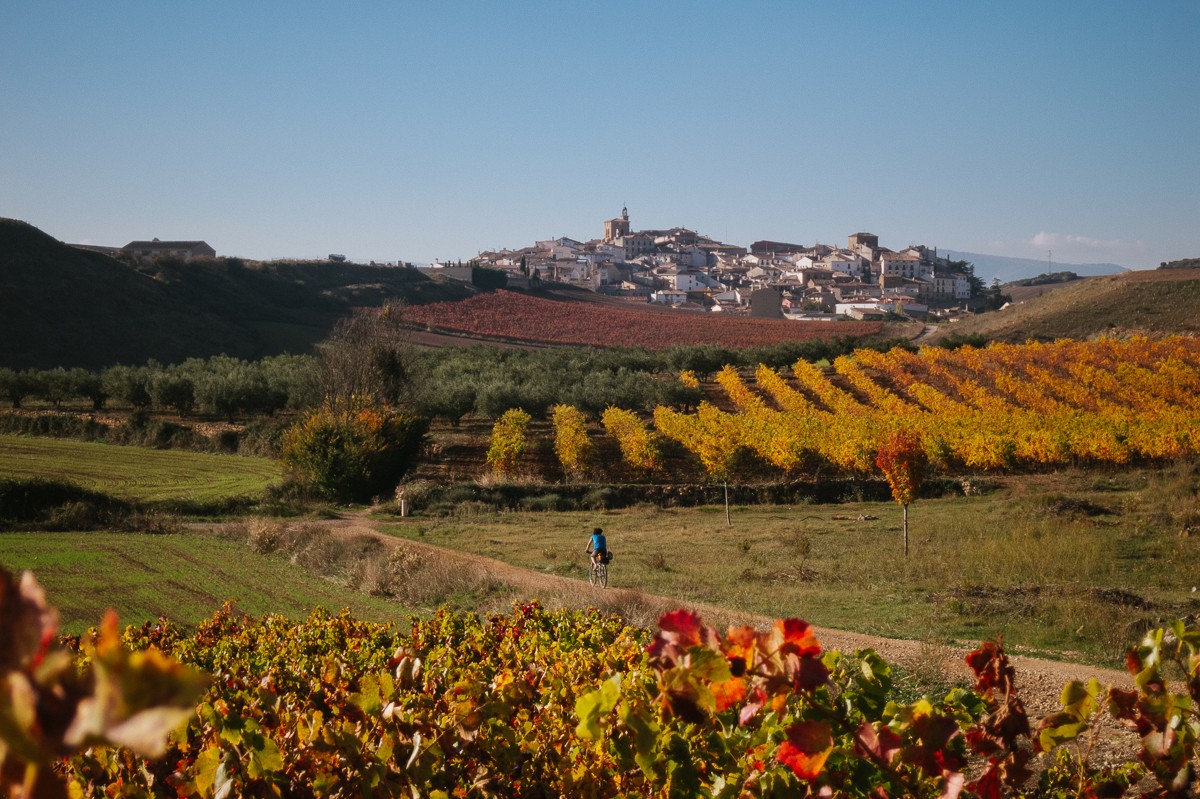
[[603, 206, 631, 243]]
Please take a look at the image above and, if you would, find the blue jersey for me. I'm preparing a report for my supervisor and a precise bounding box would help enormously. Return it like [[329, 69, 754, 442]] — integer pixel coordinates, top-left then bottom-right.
[[591, 532, 607, 551]]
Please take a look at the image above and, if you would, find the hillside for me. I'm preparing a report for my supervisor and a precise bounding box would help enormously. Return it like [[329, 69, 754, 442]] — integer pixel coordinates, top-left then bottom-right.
[[0, 218, 470, 369], [928, 267, 1200, 343]]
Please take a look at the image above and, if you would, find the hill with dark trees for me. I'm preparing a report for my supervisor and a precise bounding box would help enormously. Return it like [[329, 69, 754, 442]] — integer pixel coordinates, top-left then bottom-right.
[[0, 219, 470, 369]]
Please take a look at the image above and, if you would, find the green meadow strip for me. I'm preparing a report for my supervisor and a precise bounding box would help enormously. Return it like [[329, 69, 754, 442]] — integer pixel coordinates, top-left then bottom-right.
[[0, 434, 280, 504]]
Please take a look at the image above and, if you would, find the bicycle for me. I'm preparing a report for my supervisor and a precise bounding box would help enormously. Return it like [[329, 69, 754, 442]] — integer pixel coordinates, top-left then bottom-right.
[[588, 554, 609, 588]]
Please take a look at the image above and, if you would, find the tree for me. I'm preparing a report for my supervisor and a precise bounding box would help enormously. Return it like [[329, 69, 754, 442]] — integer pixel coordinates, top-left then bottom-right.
[[37, 368, 73, 408], [314, 306, 413, 406], [0, 368, 38, 409], [951, 259, 985, 297], [875, 430, 927, 557], [416, 377, 477, 426], [665, 345, 735, 380], [151, 372, 195, 415], [486, 408, 532, 476], [67, 368, 108, 410], [102, 365, 152, 409], [552, 404, 592, 479]]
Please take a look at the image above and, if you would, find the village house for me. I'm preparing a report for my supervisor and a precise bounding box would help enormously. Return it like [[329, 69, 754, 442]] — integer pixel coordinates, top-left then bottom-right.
[[823, 250, 867, 277], [121, 239, 216, 260], [749, 240, 808, 256], [878, 251, 924, 279], [651, 288, 689, 306]]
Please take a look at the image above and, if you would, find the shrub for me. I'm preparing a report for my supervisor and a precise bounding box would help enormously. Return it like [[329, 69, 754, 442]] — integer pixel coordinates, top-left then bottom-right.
[[394, 479, 440, 512], [581, 486, 618, 510], [0, 412, 107, 441], [238, 418, 289, 457], [0, 477, 129, 530], [279, 397, 429, 503], [518, 493, 574, 512]]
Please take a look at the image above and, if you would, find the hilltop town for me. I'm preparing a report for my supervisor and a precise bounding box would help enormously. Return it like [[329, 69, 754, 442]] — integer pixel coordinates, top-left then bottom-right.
[[60, 209, 995, 323], [448, 208, 990, 321]]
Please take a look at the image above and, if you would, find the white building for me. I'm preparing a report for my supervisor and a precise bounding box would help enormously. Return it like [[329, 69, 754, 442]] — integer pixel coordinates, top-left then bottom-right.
[[651, 289, 688, 306], [878, 251, 923, 279], [666, 271, 718, 292], [824, 250, 866, 277]]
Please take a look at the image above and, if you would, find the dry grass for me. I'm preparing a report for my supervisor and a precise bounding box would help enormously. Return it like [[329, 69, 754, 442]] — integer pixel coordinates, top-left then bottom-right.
[[374, 463, 1200, 666], [928, 269, 1200, 343]]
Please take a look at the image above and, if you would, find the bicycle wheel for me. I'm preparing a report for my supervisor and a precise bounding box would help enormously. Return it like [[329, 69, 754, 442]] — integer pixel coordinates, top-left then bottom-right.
[[596, 562, 608, 588], [588, 561, 599, 586]]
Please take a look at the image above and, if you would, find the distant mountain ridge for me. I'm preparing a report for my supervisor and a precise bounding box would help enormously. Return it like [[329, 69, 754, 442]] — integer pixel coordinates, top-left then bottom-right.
[[941, 250, 1130, 285]]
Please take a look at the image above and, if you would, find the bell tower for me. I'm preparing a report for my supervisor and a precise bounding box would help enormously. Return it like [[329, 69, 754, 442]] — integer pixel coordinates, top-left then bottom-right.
[[603, 206, 631, 242]]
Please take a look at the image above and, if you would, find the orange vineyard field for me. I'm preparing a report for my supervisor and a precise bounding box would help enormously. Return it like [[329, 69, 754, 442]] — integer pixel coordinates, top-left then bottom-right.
[[593, 336, 1200, 477]]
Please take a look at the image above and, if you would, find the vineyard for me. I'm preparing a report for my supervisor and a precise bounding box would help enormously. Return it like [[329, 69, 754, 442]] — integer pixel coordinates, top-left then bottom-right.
[[399, 290, 885, 349], [557, 335, 1200, 481], [9, 574, 1200, 798]]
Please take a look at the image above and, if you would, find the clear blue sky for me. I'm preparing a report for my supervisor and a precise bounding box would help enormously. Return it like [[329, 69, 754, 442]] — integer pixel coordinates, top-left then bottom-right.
[[2, 1, 1197, 268]]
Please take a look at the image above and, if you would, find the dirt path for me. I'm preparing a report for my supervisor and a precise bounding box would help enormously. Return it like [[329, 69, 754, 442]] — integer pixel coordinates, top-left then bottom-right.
[[913, 323, 940, 342], [195, 510, 1141, 766], [316, 512, 1134, 722]]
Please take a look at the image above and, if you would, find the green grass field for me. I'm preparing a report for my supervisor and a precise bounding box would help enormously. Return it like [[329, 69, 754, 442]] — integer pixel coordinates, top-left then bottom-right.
[[377, 464, 1200, 666], [0, 529, 409, 635], [6, 425, 1199, 668], [0, 434, 280, 504]]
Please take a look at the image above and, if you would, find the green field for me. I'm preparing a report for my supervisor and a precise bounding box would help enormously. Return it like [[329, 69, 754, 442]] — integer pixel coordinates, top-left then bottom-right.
[[0, 434, 280, 504], [378, 464, 1200, 666], [0, 529, 408, 634]]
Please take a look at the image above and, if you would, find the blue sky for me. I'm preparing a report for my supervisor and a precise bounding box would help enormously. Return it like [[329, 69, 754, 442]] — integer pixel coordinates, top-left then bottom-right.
[[2, 1, 1197, 268]]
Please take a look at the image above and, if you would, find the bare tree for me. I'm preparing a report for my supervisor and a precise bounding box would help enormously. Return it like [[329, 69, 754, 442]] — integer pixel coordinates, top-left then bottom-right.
[[313, 305, 413, 406]]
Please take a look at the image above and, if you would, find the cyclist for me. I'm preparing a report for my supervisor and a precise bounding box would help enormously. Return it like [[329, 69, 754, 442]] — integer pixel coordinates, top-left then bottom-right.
[[584, 527, 608, 565]]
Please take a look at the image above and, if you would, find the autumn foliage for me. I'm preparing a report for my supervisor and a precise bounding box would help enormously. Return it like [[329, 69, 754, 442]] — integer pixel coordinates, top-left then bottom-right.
[[876, 429, 927, 506], [603, 335, 1200, 480], [601, 406, 662, 472], [486, 407, 532, 475], [0, 569, 205, 799], [551, 404, 592, 478], [280, 397, 428, 502], [7, 574, 1200, 797]]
